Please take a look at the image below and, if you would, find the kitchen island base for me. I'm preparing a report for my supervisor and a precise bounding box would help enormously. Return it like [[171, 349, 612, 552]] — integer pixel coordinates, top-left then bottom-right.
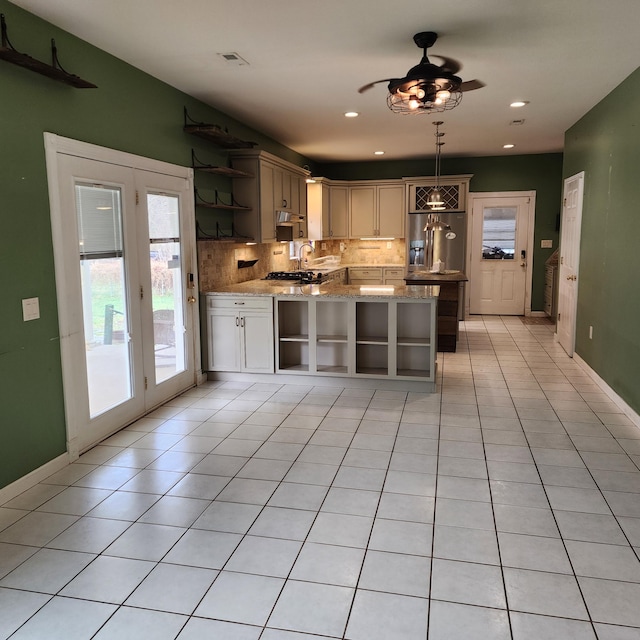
[[204, 284, 438, 392]]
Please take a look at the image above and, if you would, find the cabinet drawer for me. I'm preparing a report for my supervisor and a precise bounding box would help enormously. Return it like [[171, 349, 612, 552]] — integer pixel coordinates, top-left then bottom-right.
[[348, 267, 382, 283], [384, 267, 405, 278], [208, 296, 273, 311]]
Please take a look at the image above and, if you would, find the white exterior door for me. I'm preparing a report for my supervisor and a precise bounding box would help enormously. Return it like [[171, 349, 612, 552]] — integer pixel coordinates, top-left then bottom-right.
[[469, 193, 535, 315], [557, 172, 584, 356], [45, 135, 198, 456]]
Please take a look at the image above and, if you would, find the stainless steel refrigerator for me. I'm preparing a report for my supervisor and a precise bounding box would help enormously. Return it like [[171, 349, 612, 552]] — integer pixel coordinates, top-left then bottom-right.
[[406, 212, 467, 273]]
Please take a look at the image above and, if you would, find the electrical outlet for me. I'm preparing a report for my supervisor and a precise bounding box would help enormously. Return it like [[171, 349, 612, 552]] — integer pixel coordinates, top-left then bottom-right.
[[321, 242, 327, 250], [589, 325, 593, 339], [386, 241, 392, 249]]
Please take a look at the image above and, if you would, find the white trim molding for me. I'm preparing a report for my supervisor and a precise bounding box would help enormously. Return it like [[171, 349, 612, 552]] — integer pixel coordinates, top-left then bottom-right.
[[0, 454, 70, 505], [574, 353, 640, 429]]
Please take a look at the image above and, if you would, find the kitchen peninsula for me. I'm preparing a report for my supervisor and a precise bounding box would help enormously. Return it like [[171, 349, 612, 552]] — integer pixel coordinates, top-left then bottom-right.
[[204, 280, 439, 391]]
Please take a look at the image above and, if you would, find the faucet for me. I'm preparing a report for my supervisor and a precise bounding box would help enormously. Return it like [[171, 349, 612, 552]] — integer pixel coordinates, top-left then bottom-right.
[[298, 242, 314, 270]]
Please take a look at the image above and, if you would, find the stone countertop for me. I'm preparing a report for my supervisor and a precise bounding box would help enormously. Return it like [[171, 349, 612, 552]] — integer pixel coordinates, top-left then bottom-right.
[[404, 270, 468, 282], [205, 280, 439, 300]]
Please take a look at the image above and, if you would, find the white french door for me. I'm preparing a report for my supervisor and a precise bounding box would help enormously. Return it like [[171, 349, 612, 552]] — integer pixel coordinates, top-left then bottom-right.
[[556, 172, 584, 356], [45, 135, 198, 456], [468, 193, 535, 315]]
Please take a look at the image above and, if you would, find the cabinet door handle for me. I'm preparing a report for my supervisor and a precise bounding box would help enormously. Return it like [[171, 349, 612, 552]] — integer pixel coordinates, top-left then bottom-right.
[[234, 301, 245, 305], [236, 317, 240, 326], [240, 317, 245, 327], [283, 199, 288, 208]]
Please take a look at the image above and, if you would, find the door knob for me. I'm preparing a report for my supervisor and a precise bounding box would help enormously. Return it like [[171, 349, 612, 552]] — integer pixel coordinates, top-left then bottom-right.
[[187, 295, 196, 303]]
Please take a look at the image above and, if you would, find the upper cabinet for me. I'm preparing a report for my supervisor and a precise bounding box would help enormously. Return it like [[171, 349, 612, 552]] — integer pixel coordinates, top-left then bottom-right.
[[406, 175, 472, 213], [307, 180, 348, 241], [229, 150, 310, 243], [349, 181, 405, 239]]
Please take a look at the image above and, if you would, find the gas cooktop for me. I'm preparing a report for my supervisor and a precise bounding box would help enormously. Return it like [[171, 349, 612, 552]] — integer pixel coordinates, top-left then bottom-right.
[[264, 270, 327, 284]]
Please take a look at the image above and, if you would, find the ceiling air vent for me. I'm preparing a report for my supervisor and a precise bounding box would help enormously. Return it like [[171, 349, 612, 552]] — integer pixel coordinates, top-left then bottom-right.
[[217, 52, 249, 66]]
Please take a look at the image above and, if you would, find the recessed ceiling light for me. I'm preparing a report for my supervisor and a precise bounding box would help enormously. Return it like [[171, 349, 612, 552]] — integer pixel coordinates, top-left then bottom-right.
[[503, 144, 515, 149], [374, 150, 385, 155], [344, 111, 359, 118], [510, 101, 528, 108]]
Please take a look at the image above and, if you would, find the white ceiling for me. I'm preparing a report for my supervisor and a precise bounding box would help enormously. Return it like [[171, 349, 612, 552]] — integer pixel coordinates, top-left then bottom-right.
[[12, 0, 640, 163]]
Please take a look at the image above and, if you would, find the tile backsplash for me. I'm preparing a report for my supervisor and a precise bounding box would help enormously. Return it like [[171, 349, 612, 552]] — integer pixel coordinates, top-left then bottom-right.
[[197, 238, 406, 291]]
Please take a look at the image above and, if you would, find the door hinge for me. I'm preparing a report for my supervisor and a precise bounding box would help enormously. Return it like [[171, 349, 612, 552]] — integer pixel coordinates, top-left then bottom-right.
[[136, 190, 140, 205], [557, 313, 561, 322], [140, 285, 144, 299], [144, 376, 148, 390], [563, 198, 567, 206]]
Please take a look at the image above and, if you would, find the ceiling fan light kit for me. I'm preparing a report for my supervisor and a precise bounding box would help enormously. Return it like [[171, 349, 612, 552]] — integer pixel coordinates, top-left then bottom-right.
[[359, 31, 484, 115]]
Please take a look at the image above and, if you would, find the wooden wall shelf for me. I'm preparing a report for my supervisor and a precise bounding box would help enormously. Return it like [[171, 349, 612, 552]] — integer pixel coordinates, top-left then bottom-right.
[[0, 15, 96, 88], [184, 108, 255, 148]]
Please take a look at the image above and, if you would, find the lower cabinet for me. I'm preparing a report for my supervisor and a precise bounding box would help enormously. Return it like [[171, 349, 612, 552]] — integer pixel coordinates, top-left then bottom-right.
[[275, 296, 436, 382], [206, 296, 274, 373], [347, 266, 405, 285], [348, 267, 383, 285]]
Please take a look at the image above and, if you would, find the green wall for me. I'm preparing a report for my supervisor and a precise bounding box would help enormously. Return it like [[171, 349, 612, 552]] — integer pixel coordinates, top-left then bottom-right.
[[0, 0, 309, 488], [563, 67, 640, 414], [318, 154, 564, 311]]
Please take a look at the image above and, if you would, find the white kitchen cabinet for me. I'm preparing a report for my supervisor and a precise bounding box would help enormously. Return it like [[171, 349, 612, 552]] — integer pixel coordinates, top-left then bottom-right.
[[307, 180, 348, 241], [327, 185, 348, 239], [229, 150, 310, 243], [349, 182, 405, 239], [206, 296, 274, 373]]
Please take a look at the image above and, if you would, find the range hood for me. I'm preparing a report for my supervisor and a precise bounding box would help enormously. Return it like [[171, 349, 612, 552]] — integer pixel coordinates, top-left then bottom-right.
[[276, 210, 305, 226]]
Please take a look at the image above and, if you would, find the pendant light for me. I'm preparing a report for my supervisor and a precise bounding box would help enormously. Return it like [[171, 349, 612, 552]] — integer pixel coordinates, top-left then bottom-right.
[[427, 121, 446, 210]]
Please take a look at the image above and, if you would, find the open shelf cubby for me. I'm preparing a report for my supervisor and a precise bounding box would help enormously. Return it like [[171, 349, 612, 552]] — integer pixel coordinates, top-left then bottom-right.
[[356, 343, 388, 376], [278, 342, 309, 372], [316, 300, 348, 344], [316, 342, 348, 375], [355, 301, 388, 345], [278, 300, 309, 341]]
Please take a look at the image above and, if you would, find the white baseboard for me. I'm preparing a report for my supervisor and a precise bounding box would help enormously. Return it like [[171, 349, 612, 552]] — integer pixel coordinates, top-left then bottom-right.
[[0, 453, 70, 505], [573, 353, 640, 428]]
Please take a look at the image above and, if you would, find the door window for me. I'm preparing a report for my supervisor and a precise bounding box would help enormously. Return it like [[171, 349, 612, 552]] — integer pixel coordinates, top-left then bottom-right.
[[76, 184, 133, 417], [482, 207, 517, 260], [147, 193, 186, 384]]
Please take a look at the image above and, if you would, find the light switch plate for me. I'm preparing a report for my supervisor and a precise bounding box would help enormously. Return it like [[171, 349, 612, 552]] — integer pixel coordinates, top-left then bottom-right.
[[541, 239, 553, 249], [22, 297, 40, 321]]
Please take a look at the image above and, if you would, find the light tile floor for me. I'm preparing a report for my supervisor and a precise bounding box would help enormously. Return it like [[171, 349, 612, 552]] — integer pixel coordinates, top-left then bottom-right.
[[1, 316, 640, 639]]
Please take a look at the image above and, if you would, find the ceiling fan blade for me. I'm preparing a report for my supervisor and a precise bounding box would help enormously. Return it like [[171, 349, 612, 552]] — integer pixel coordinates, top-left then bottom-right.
[[358, 79, 395, 93], [460, 79, 486, 92], [432, 55, 462, 75]]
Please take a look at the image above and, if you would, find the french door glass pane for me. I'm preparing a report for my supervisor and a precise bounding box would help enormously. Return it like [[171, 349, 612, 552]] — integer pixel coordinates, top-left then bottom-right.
[[76, 185, 133, 417], [482, 206, 517, 259], [147, 193, 186, 384]]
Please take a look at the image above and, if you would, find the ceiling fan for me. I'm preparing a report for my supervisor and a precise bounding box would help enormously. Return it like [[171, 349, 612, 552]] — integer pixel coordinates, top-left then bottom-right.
[[358, 31, 485, 114]]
